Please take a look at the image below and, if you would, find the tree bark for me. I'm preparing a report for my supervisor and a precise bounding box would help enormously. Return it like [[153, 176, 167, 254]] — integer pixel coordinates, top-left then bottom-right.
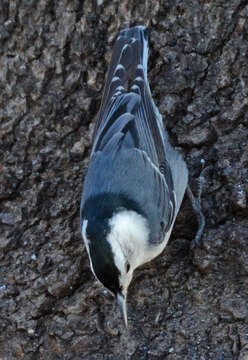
[[0, 0, 248, 359]]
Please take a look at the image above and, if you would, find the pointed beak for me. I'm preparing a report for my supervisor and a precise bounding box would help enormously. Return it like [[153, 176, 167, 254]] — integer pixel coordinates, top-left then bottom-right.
[[117, 293, 128, 328]]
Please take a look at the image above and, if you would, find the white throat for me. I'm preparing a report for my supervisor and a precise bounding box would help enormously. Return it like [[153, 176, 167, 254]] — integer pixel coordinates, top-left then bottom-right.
[[107, 210, 151, 270]]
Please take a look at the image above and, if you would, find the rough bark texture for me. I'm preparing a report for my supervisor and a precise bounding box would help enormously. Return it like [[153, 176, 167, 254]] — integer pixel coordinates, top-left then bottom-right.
[[1, 0, 248, 359]]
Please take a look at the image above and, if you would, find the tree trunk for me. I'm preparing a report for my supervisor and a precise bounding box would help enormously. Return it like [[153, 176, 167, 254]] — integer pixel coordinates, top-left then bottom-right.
[[1, 0, 248, 359]]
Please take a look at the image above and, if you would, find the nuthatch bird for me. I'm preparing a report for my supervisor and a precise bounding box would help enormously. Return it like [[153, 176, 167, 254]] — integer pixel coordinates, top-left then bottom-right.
[[80, 26, 191, 327]]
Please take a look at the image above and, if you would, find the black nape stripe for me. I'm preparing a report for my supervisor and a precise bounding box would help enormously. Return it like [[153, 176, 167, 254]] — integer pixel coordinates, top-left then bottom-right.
[[81, 192, 145, 222]]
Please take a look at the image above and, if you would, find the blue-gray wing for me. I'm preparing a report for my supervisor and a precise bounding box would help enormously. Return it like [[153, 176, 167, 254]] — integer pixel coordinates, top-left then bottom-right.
[[92, 27, 165, 168], [91, 26, 177, 202], [82, 142, 175, 243], [83, 26, 188, 242]]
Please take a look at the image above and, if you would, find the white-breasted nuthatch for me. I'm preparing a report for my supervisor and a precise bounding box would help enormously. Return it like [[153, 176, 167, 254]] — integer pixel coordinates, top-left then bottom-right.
[[80, 26, 189, 327]]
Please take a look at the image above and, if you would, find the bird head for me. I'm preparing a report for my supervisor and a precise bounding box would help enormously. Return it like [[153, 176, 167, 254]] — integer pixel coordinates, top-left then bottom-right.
[[81, 193, 150, 327], [82, 217, 134, 327]]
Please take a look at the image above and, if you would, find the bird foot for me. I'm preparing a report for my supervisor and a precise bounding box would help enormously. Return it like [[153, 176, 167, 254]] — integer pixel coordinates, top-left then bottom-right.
[[187, 166, 210, 249]]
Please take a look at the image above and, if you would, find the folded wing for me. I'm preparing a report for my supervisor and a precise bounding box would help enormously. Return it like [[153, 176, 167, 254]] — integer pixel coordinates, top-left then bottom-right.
[[84, 26, 188, 242]]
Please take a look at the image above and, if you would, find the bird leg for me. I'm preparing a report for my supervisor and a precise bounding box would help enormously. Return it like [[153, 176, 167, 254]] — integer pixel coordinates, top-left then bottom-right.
[[187, 166, 210, 249]]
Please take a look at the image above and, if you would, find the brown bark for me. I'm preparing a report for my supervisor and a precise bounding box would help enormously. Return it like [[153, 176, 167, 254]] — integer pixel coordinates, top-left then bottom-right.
[[0, 0, 248, 359]]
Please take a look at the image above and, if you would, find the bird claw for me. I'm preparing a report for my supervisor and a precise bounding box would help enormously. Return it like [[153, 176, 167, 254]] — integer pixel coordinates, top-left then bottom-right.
[[187, 166, 210, 249]]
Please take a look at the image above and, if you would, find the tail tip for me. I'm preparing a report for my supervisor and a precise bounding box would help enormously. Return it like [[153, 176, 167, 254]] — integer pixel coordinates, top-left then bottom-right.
[[118, 25, 149, 41]]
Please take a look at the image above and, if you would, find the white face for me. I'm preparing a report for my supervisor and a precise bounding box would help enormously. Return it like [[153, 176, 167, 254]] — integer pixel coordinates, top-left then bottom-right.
[[82, 209, 150, 298], [108, 209, 150, 264], [82, 218, 133, 296], [107, 209, 150, 296], [110, 238, 133, 297]]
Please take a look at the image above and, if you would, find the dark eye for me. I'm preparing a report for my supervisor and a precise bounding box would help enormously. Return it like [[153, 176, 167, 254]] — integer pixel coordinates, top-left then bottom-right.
[[126, 263, 130, 273]]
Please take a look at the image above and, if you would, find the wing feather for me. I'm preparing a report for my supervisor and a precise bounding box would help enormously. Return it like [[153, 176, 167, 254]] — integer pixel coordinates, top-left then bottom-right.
[[83, 26, 188, 243]]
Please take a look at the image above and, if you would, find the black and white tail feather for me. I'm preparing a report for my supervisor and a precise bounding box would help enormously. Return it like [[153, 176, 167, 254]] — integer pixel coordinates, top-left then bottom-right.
[[80, 26, 189, 327]]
